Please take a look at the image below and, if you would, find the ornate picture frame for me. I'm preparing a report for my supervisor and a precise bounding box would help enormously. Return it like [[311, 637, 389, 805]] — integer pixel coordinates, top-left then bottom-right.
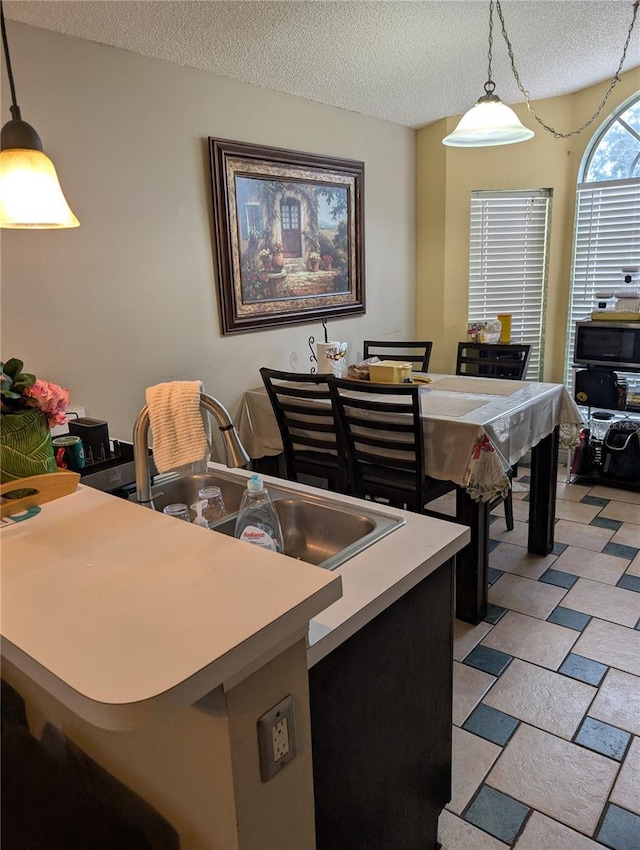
[[208, 138, 365, 335]]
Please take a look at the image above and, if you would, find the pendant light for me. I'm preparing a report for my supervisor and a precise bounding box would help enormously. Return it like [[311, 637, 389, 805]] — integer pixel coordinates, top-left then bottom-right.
[[443, 0, 639, 148], [443, 0, 533, 147], [0, 1, 79, 228]]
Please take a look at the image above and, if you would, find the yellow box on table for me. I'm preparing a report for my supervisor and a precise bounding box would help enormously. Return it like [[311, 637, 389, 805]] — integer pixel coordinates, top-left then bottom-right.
[[368, 361, 413, 383]]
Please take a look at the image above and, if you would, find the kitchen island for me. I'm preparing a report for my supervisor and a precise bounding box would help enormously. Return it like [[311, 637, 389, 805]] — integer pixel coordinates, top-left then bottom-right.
[[1, 463, 469, 849]]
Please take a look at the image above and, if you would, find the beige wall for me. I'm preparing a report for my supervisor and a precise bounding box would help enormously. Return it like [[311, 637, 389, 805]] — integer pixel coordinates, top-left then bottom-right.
[[417, 68, 640, 381], [1, 23, 417, 440]]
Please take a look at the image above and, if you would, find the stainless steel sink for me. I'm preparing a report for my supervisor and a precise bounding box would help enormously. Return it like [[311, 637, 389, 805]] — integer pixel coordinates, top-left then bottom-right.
[[134, 469, 405, 570], [213, 497, 386, 569], [142, 472, 248, 515]]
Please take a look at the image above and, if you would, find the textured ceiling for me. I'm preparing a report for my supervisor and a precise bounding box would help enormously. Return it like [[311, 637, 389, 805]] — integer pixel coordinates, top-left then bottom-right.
[[5, 0, 640, 128]]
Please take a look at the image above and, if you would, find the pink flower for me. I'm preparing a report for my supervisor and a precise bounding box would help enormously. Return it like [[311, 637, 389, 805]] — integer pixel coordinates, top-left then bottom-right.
[[24, 379, 70, 428]]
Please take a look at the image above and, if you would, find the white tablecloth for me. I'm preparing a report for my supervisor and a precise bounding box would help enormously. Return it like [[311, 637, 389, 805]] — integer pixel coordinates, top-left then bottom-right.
[[237, 375, 584, 502]]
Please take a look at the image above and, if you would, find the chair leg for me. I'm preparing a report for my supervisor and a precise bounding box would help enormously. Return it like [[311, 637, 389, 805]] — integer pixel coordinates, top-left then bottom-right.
[[504, 491, 514, 531]]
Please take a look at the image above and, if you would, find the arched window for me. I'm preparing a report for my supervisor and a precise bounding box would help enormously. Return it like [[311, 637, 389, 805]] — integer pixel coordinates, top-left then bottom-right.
[[564, 93, 640, 390], [583, 96, 640, 181]]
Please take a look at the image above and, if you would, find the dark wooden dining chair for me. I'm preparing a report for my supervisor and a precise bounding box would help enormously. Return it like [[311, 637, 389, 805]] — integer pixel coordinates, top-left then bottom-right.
[[327, 377, 454, 512], [455, 342, 531, 530], [455, 342, 531, 380], [260, 368, 346, 491], [363, 340, 433, 373]]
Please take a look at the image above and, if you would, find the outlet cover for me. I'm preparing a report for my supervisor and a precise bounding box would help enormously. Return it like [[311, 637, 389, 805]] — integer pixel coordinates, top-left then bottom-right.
[[257, 694, 296, 782]]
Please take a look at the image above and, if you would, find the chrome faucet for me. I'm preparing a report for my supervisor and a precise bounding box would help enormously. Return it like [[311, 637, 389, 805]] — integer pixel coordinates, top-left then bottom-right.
[[133, 392, 250, 503]]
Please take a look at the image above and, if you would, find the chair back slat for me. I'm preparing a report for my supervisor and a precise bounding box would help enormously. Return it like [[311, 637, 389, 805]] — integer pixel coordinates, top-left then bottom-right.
[[363, 340, 433, 372], [327, 377, 425, 509], [455, 343, 531, 380], [260, 367, 345, 489]]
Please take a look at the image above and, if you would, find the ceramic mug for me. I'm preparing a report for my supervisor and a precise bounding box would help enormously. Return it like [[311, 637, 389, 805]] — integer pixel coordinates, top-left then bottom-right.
[[52, 435, 86, 471]]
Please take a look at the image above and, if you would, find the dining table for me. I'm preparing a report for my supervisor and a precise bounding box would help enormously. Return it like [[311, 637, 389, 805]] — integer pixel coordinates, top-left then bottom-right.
[[236, 373, 583, 625]]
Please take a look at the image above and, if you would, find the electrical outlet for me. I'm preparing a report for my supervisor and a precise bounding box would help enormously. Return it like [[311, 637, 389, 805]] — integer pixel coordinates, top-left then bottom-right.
[[257, 694, 296, 782], [272, 717, 290, 760]]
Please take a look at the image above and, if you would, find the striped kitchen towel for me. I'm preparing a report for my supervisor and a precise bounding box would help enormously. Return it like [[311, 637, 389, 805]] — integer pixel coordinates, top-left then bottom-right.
[[145, 381, 209, 474]]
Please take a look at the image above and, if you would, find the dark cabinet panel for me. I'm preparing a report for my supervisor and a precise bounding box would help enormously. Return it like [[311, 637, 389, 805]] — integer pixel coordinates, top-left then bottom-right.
[[309, 560, 453, 850]]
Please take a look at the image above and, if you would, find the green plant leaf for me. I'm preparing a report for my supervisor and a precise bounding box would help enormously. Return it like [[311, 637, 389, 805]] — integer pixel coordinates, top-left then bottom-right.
[[13, 374, 36, 391], [3, 359, 24, 381]]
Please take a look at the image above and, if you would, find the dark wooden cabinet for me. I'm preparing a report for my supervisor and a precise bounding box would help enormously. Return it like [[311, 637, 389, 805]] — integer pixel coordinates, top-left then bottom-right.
[[309, 559, 453, 850]]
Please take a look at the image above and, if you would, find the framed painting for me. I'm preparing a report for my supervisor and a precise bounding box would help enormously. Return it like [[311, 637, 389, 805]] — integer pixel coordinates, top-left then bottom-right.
[[208, 138, 365, 335]]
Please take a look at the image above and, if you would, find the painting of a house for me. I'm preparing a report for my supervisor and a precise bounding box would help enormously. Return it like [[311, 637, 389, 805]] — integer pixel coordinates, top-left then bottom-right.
[[209, 138, 364, 334], [235, 176, 350, 303]]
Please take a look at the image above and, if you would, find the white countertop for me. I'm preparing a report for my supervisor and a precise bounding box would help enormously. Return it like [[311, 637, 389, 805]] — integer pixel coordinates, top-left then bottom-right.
[[1, 464, 469, 730]]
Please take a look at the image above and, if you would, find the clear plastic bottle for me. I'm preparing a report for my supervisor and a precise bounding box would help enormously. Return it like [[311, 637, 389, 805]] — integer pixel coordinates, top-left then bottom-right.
[[190, 500, 210, 528], [234, 474, 284, 553]]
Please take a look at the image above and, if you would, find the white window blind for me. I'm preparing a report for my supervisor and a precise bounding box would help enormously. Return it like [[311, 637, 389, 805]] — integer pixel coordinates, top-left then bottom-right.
[[564, 177, 640, 388], [469, 190, 551, 380]]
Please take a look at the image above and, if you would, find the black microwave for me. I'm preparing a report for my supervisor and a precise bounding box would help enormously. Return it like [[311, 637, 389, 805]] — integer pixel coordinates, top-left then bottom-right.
[[574, 320, 640, 370]]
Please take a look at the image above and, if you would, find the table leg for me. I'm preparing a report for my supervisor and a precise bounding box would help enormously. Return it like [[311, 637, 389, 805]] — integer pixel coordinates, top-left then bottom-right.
[[528, 426, 559, 556], [455, 488, 490, 625]]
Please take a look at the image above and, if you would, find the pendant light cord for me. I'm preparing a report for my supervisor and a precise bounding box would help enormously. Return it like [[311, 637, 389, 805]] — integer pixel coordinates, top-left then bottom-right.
[[483, 0, 496, 95], [495, 0, 639, 139], [0, 0, 21, 120]]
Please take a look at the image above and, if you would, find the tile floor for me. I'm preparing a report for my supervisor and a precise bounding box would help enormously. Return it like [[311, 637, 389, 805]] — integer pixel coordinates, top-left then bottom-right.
[[433, 465, 640, 850]]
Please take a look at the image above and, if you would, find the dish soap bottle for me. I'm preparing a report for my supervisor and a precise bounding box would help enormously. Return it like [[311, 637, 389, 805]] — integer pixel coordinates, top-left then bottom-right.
[[234, 474, 284, 553]]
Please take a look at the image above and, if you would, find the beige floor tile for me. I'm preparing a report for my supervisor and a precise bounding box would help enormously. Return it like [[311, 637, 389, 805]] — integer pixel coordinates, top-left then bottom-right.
[[487, 724, 618, 835], [589, 668, 640, 736], [628, 551, 640, 577], [482, 611, 578, 670], [452, 661, 496, 726], [453, 619, 493, 662], [599, 500, 640, 525], [428, 492, 456, 517], [489, 519, 530, 548], [611, 521, 640, 548], [555, 500, 603, 524], [438, 809, 510, 850], [488, 542, 556, 579], [510, 481, 529, 501], [488, 573, 567, 620], [574, 619, 640, 676], [514, 811, 605, 850], [554, 519, 614, 552], [447, 726, 501, 815], [552, 546, 628, 585], [610, 735, 640, 816], [556, 481, 593, 503], [589, 485, 640, 505], [511, 491, 529, 502], [483, 659, 595, 739], [562, 577, 640, 628], [509, 499, 533, 524], [491, 501, 530, 530], [447, 459, 640, 843]]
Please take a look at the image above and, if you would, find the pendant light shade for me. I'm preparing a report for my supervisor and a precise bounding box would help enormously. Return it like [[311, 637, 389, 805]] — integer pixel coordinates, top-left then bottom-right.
[[443, 1, 639, 148], [442, 0, 535, 149], [0, 1, 79, 228], [0, 145, 80, 228], [442, 92, 535, 148]]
